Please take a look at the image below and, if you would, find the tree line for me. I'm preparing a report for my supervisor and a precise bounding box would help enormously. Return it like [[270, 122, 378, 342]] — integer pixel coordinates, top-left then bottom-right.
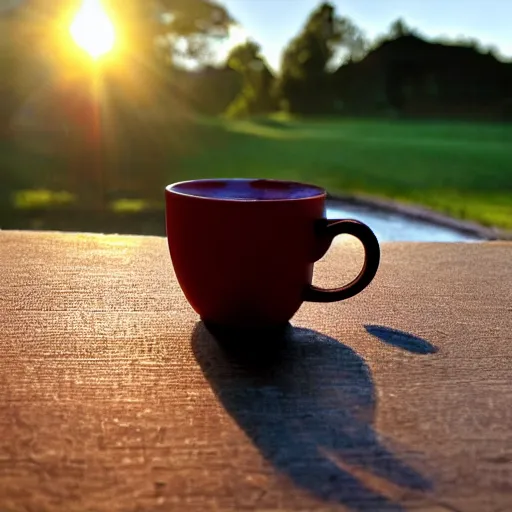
[[223, 4, 512, 119], [2, 0, 511, 126], [1, 0, 511, 210]]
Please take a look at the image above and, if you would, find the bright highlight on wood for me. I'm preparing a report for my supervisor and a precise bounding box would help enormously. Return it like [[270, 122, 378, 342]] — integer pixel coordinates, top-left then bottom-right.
[[70, 0, 115, 59]]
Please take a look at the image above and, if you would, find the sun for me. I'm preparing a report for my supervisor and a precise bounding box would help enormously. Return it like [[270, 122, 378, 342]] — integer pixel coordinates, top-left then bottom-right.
[[70, 0, 115, 59]]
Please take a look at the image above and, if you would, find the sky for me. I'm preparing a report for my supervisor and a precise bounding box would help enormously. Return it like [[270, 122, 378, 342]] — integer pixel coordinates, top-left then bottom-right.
[[220, 0, 512, 69]]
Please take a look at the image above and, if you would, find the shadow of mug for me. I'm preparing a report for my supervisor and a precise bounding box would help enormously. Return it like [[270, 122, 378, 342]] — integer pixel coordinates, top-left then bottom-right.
[[192, 323, 432, 511]]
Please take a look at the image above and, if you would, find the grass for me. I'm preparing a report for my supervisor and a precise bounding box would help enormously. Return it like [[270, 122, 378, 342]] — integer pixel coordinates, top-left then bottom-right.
[[178, 117, 512, 230], [14, 189, 75, 209], [2, 116, 512, 230]]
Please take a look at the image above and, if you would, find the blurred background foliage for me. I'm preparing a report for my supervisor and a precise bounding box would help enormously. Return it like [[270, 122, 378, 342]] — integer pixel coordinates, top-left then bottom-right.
[[1, 0, 511, 233]]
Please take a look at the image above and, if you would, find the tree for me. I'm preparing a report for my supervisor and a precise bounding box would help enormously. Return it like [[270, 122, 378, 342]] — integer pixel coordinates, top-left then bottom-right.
[[275, 2, 366, 114], [18, 0, 233, 61], [107, 0, 233, 68], [1, 0, 236, 129], [388, 18, 414, 39], [225, 40, 275, 117], [452, 36, 483, 52], [336, 16, 368, 63], [1, 0, 236, 207]]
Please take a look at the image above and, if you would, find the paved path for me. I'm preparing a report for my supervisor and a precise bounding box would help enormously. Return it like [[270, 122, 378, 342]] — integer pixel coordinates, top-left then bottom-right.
[[326, 202, 481, 242]]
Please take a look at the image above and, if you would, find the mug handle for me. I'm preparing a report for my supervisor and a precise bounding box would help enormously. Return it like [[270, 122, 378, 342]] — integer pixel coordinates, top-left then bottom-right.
[[304, 219, 380, 303]]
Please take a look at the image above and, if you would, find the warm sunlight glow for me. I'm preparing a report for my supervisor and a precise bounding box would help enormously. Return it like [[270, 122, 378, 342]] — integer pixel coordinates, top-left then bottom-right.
[[70, 0, 115, 59]]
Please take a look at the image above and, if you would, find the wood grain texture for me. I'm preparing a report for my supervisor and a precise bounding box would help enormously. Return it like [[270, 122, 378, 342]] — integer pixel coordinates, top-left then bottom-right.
[[0, 231, 511, 512]]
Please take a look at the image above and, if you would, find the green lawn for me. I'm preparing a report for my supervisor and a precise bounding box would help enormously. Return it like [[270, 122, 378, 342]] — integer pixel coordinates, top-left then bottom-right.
[[179, 117, 512, 230], [3, 116, 512, 230]]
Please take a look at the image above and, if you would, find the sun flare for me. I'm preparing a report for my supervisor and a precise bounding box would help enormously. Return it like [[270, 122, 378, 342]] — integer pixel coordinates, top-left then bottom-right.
[[70, 0, 115, 59]]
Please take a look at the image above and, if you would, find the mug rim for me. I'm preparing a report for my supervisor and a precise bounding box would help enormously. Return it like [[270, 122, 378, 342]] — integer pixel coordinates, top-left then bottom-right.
[[166, 178, 326, 203]]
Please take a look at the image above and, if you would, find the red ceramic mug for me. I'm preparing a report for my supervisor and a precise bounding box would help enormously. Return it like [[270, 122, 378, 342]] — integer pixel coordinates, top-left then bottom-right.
[[166, 179, 380, 329]]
